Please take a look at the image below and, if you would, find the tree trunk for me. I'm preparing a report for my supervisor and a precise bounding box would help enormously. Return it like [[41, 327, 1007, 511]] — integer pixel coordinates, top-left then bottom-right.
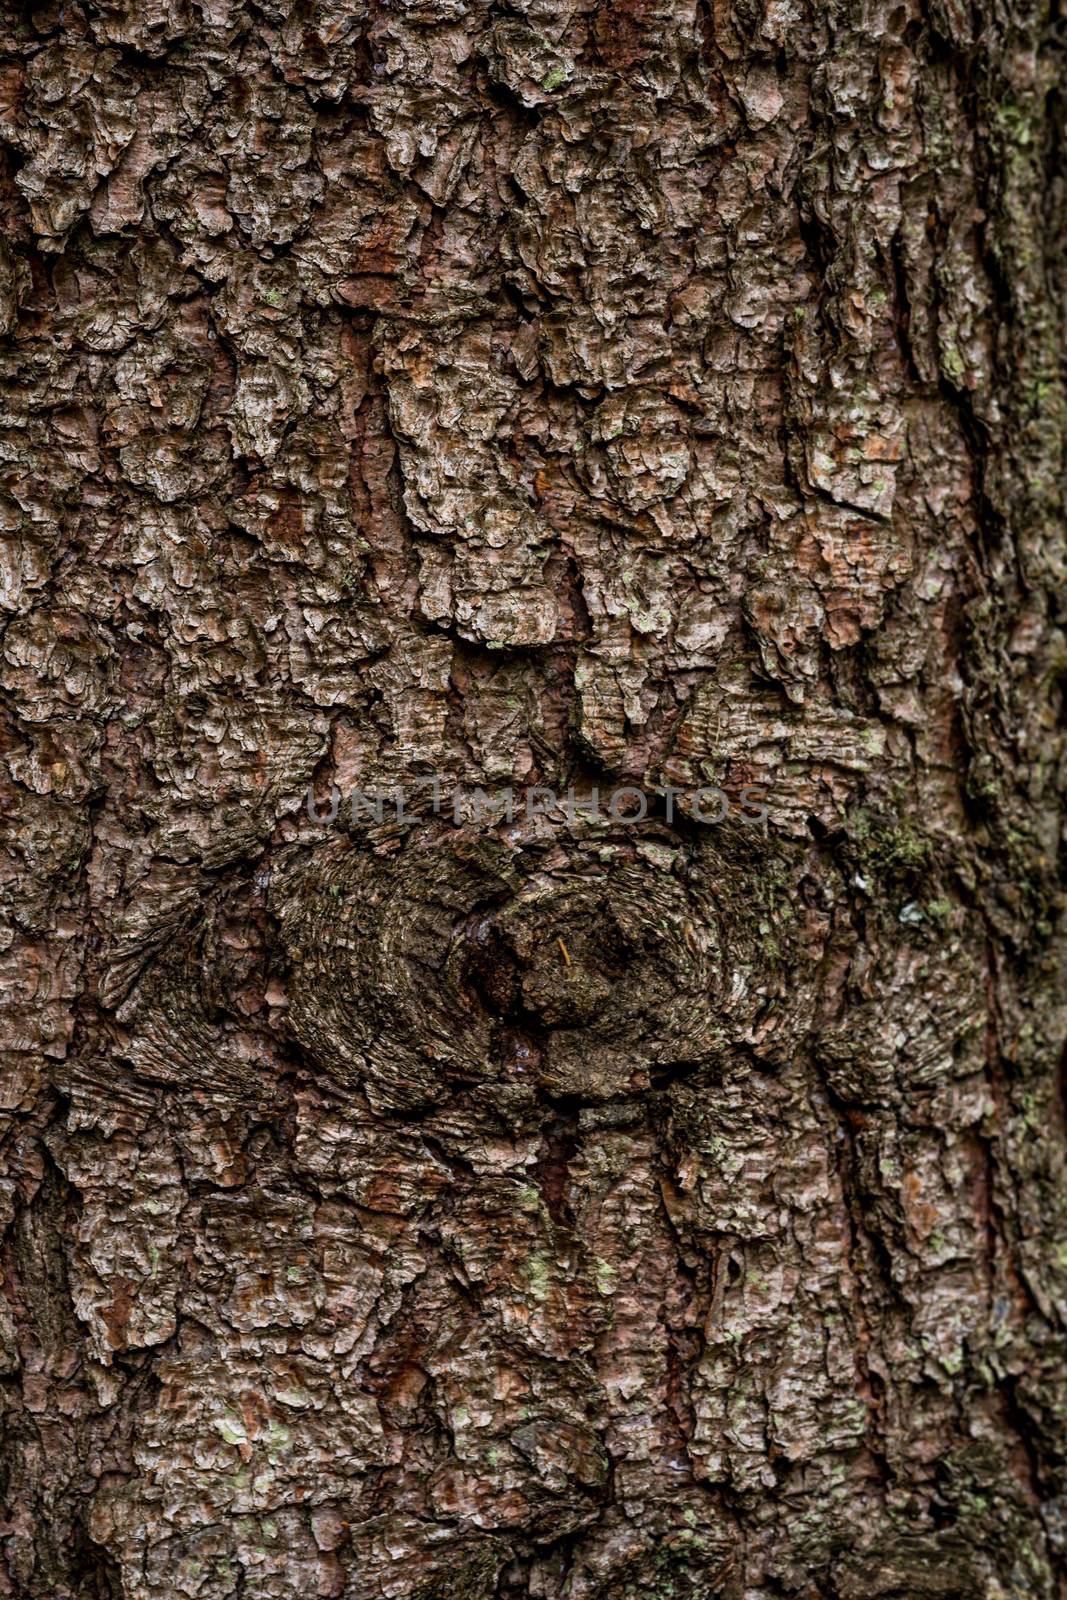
[[1, 0, 1066, 1595]]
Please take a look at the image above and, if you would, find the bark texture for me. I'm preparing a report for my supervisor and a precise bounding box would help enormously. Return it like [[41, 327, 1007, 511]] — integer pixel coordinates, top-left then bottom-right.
[[1, 0, 1066, 1596]]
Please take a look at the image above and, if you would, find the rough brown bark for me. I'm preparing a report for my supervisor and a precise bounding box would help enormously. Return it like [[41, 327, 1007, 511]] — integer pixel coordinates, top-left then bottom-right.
[[1, 0, 1066, 1596]]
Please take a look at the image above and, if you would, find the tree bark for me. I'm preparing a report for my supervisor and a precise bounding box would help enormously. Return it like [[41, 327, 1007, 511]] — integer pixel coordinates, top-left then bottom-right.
[[1, 0, 1066, 1596]]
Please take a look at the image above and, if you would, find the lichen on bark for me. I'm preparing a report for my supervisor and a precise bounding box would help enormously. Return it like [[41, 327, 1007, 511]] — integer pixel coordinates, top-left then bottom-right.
[[0, 0, 1066, 1596]]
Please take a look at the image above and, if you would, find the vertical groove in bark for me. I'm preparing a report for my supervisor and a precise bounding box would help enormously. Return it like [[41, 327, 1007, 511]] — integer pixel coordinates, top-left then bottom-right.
[[0, 0, 1064, 1596]]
